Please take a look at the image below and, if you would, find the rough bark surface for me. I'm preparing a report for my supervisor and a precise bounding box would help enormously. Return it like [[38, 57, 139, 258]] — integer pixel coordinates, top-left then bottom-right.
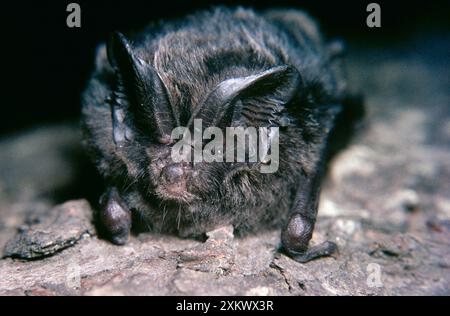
[[0, 39, 449, 295]]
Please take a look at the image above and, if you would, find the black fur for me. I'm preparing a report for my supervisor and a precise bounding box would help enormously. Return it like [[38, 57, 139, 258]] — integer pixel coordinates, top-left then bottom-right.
[[81, 7, 364, 261]]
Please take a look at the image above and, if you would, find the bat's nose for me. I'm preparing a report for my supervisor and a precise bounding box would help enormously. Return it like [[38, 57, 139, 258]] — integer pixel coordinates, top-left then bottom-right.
[[161, 163, 184, 184]]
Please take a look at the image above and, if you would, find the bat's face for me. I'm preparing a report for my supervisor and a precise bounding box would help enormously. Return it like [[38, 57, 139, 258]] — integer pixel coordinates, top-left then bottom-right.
[[144, 142, 226, 204], [107, 32, 301, 206]]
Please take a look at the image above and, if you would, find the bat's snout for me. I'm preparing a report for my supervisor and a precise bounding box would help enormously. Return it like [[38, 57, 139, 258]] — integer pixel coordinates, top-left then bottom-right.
[[160, 163, 185, 184]]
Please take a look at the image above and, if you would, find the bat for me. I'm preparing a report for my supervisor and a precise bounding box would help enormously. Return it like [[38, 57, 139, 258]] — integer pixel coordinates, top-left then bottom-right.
[[81, 7, 364, 262]]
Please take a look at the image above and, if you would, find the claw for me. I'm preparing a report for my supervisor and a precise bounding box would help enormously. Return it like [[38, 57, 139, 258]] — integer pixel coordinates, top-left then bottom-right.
[[284, 240, 338, 263]]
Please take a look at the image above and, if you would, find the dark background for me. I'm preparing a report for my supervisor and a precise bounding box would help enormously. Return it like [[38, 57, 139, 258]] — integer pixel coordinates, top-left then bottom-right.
[[1, 0, 449, 135]]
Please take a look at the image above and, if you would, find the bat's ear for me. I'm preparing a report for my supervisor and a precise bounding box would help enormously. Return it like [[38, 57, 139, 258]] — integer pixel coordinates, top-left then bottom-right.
[[107, 31, 127, 69], [107, 31, 140, 83], [107, 31, 176, 144], [189, 65, 302, 129]]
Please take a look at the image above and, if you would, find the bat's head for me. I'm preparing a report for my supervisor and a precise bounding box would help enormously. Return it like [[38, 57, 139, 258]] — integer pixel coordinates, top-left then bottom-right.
[[106, 32, 302, 205]]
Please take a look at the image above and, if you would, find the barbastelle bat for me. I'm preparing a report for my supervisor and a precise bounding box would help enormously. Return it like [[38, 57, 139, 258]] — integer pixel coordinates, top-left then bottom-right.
[[81, 7, 364, 262]]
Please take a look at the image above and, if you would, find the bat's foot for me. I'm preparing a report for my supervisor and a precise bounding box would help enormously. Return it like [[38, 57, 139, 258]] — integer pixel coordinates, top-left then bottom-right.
[[281, 213, 338, 263], [99, 187, 131, 245], [283, 241, 338, 263]]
